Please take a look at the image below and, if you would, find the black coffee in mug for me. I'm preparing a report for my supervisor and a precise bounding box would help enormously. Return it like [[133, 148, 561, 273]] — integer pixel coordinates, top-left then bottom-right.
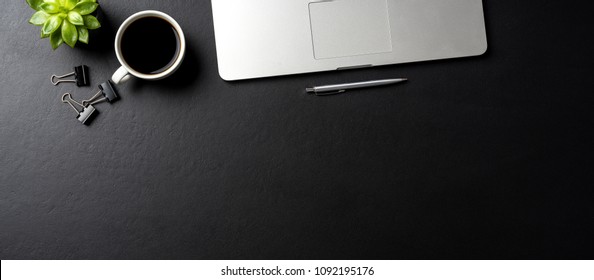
[[121, 17, 181, 74]]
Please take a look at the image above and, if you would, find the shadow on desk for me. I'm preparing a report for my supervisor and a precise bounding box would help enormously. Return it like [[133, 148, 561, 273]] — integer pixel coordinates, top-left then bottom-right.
[[75, 7, 117, 55]]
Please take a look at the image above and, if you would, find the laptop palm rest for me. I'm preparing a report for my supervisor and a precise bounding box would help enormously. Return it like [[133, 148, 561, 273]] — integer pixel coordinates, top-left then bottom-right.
[[309, 0, 393, 60]]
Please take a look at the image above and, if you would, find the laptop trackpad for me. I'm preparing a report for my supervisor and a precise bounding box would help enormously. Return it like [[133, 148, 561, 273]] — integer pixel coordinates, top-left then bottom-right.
[[309, 0, 393, 60]]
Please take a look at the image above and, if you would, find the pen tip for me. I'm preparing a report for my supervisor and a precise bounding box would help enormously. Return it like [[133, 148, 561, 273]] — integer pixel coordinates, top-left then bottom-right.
[[306, 88, 315, 94]]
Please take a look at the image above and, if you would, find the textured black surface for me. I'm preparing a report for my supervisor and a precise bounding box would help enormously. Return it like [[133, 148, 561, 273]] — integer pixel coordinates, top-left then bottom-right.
[[1, 1, 593, 259]]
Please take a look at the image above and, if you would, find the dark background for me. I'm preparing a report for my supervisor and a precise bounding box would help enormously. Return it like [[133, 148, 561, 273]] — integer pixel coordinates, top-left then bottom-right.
[[1, 1, 593, 259]]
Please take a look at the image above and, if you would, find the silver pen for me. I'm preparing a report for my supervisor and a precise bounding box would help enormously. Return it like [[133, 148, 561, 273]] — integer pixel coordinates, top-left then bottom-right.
[[306, 78, 407, 96]]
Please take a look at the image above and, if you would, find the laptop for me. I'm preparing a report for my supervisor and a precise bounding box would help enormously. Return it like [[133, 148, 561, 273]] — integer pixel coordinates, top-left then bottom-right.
[[211, 0, 487, 81]]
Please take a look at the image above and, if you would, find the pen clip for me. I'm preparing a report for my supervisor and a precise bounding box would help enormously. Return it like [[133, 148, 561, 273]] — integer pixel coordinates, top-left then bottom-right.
[[312, 89, 346, 96]]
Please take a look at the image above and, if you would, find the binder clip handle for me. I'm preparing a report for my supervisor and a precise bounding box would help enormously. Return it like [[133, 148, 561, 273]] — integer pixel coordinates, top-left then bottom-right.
[[61, 93, 97, 125], [51, 65, 89, 86], [82, 80, 119, 106], [61, 93, 84, 113]]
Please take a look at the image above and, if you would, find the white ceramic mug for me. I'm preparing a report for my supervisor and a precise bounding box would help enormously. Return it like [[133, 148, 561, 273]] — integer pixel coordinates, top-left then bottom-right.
[[112, 10, 186, 84]]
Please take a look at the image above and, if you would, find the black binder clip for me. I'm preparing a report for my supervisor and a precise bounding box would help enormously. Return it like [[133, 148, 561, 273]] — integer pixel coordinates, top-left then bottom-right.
[[61, 93, 97, 125], [51, 65, 90, 86], [82, 81, 119, 106]]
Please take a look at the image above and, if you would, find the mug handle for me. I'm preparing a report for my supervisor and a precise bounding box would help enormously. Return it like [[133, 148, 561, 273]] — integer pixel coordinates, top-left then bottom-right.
[[112, 66, 132, 84]]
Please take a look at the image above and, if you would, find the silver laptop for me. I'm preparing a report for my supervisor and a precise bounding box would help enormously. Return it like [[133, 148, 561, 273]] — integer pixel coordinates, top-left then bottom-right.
[[211, 0, 487, 81]]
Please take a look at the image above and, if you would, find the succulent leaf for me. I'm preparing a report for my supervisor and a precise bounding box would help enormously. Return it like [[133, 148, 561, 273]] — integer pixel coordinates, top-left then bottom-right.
[[42, 15, 63, 35], [67, 11, 84, 25], [29, 11, 49, 25], [64, 0, 77, 10], [83, 15, 101, 29], [26, 0, 44, 11], [50, 28, 63, 50], [39, 3, 60, 14], [78, 27, 89, 44], [41, 28, 50, 38], [27, 0, 100, 49], [71, 2, 98, 15], [61, 19, 78, 48]]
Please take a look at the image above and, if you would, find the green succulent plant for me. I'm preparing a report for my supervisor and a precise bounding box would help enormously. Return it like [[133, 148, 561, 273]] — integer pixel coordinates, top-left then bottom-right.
[[27, 0, 101, 50]]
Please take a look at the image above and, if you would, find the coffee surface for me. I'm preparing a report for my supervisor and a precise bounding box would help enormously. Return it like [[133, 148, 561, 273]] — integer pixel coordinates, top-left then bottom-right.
[[121, 17, 180, 74]]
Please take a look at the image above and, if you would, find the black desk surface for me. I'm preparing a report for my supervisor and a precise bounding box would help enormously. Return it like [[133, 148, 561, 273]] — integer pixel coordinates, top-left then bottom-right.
[[1, 1, 593, 259]]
